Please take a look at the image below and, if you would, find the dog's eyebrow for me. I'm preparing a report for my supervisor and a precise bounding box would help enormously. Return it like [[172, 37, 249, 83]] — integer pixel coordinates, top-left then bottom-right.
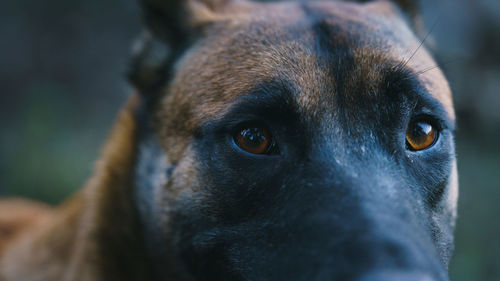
[[225, 79, 297, 116], [197, 79, 300, 135], [195, 78, 298, 135], [388, 67, 456, 131], [415, 88, 456, 131]]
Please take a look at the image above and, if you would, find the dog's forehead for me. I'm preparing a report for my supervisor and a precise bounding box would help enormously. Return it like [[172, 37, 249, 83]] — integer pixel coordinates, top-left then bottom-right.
[[159, 0, 454, 135]]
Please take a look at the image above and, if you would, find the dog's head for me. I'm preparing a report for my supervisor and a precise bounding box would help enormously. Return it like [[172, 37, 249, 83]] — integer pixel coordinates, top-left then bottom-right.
[[132, 0, 457, 280]]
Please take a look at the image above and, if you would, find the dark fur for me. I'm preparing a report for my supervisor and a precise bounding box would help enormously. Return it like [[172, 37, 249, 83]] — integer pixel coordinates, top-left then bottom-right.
[[0, 1, 457, 281]]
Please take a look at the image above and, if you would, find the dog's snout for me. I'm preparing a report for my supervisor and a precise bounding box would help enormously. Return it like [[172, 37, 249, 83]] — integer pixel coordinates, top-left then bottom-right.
[[359, 271, 439, 281]]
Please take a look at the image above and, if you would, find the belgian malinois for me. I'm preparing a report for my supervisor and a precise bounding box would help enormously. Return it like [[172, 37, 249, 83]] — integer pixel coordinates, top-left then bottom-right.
[[0, 0, 458, 280]]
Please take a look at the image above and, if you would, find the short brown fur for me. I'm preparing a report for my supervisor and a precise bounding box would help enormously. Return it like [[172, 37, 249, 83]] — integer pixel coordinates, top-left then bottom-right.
[[0, 0, 456, 280]]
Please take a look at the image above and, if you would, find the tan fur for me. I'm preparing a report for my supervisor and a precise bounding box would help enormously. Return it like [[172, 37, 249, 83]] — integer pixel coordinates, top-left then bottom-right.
[[0, 0, 456, 280], [155, 0, 454, 156], [0, 199, 51, 255]]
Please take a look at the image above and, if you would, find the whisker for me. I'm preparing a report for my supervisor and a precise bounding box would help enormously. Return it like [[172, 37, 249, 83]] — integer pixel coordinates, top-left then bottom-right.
[[400, 17, 441, 69], [415, 59, 458, 76], [416, 65, 440, 75]]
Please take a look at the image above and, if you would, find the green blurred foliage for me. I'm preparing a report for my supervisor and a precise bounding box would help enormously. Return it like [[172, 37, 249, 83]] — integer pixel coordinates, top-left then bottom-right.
[[0, 79, 101, 203], [450, 131, 500, 281]]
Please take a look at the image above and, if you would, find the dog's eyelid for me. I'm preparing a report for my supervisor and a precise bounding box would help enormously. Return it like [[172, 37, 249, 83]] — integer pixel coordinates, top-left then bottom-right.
[[410, 91, 456, 131], [391, 69, 455, 131], [411, 105, 454, 132]]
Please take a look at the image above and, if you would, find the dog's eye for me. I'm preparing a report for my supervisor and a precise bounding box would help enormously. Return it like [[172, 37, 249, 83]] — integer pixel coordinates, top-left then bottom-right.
[[406, 121, 438, 151], [235, 126, 272, 154]]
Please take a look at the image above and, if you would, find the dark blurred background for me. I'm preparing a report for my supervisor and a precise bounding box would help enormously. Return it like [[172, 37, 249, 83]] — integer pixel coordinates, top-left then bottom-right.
[[0, 0, 498, 280]]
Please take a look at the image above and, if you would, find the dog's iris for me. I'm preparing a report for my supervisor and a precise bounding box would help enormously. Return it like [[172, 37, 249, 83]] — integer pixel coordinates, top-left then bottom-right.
[[406, 121, 438, 151], [235, 127, 271, 154]]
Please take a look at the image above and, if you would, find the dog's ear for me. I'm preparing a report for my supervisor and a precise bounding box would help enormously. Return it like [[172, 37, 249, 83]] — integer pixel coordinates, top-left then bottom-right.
[[139, 0, 232, 45], [130, 0, 233, 95]]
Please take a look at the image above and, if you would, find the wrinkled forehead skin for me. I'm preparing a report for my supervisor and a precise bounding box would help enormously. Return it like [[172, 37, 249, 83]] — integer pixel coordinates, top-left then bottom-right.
[[156, 0, 454, 147]]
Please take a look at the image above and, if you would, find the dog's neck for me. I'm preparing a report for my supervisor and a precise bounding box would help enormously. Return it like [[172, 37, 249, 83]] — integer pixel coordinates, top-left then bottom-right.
[[71, 94, 151, 281], [1, 95, 153, 281]]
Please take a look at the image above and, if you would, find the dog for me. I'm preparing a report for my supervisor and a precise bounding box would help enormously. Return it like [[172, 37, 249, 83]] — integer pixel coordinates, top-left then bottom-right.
[[0, 0, 458, 280]]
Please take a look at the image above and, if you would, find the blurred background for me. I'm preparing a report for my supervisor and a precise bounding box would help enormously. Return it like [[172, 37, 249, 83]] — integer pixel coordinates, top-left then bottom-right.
[[0, 0, 498, 280]]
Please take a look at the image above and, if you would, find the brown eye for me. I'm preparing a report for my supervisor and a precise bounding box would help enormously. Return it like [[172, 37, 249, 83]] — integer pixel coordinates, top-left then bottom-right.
[[235, 127, 272, 154], [406, 121, 438, 151]]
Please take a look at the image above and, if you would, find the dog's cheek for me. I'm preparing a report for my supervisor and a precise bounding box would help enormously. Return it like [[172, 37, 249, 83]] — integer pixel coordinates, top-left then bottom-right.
[[156, 146, 211, 235]]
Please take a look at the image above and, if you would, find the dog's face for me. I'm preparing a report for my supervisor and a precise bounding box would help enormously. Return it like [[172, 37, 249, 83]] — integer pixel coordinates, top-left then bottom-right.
[[133, 0, 457, 280]]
